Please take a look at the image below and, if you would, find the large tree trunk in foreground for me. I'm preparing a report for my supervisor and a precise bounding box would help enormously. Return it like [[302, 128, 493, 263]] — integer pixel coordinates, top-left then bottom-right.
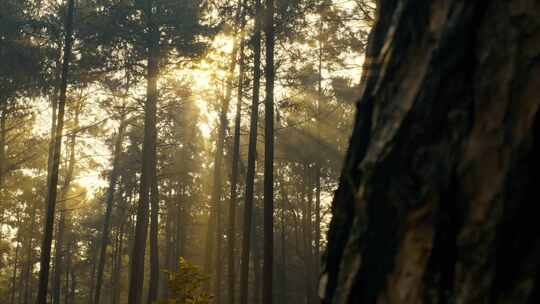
[[36, 0, 75, 302], [321, 1, 540, 303]]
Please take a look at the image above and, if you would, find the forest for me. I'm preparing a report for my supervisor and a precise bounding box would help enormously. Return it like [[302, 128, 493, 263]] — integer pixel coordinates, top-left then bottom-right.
[[1, 0, 539, 304]]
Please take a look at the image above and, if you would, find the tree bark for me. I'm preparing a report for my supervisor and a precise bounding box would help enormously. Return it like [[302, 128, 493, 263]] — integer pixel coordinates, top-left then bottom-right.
[[262, 0, 275, 303], [239, 0, 262, 303], [36, 0, 75, 302], [94, 117, 127, 304], [321, 1, 540, 303]]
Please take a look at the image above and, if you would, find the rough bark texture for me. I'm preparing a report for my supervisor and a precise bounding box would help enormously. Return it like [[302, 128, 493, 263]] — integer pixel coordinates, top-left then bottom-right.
[[321, 1, 540, 303]]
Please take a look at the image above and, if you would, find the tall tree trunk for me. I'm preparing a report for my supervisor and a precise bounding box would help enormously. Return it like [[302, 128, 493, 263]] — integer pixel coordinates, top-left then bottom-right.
[[94, 118, 127, 304], [251, 206, 262, 304], [112, 215, 125, 304], [147, 165, 160, 304], [36, 0, 74, 302], [227, 2, 247, 303], [128, 1, 159, 302], [204, 5, 244, 300], [0, 102, 6, 225], [88, 245, 97, 304], [69, 260, 76, 304], [314, 168, 321, 275], [304, 169, 315, 304], [52, 212, 66, 304], [52, 101, 80, 304], [321, 1, 540, 303], [64, 243, 71, 304], [314, 17, 323, 282], [262, 0, 275, 303], [279, 188, 287, 304], [239, 0, 262, 303], [211, 42, 236, 304], [162, 190, 173, 299], [10, 216, 22, 304], [22, 206, 36, 304]]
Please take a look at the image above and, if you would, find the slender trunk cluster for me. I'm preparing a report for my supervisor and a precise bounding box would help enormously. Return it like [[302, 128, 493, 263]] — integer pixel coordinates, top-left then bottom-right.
[[239, 0, 263, 303], [36, 0, 75, 302], [94, 117, 127, 304], [227, 1, 248, 303], [127, 1, 160, 302], [52, 104, 80, 304]]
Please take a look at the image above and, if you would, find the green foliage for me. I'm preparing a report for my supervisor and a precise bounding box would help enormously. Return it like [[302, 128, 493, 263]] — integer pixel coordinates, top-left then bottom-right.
[[157, 258, 212, 304]]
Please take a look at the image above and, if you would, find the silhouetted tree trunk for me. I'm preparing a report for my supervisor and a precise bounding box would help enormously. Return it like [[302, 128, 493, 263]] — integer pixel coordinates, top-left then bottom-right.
[[207, 22, 241, 304], [228, 2, 247, 303], [162, 189, 174, 299], [9, 214, 21, 304], [94, 117, 127, 304], [251, 205, 262, 304], [278, 172, 287, 304], [69, 258, 76, 304], [53, 102, 79, 304], [88, 245, 97, 304], [262, 0, 275, 303], [239, 1, 262, 303], [303, 168, 316, 304], [128, 1, 159, 303], [0, 103, 6, 219], [321, 1, 540, 303], [112, 214, 125, 304], [315, 18, 323, 280], [64, 243, 71, 304], [22, 205, 36, 304], [36, 0, 75, 302], [147, 165, 160, 304]]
